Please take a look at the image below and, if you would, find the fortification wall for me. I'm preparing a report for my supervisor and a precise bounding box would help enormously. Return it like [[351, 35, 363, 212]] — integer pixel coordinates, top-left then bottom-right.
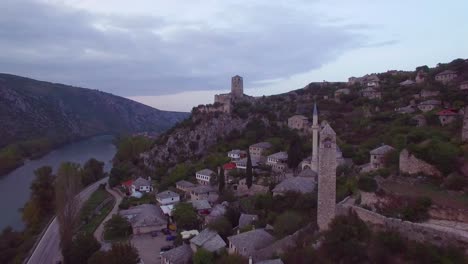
[[337, 203, 468, 253], [399, 149, 442, 177]]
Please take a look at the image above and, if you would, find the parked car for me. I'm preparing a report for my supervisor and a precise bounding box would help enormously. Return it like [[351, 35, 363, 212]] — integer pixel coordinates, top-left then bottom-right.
[[160, 245, 174, 252], [151, 231, 158, 237], [166, 235, 176, 241]]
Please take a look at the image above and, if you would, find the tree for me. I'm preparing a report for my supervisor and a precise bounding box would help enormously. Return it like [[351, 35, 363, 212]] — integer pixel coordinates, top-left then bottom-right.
[[287, 135, 302, 169], [22, 166, 55, 230], [357, 176, 377, 192], [0, 227, 23, 264], [109, 163, 131, 187], [69, 232, 101, 264], [55, 162, 82, 263], [81, 158, 105, 186], [208, 216, 232, 239], [274, 211, 303, 238], [246, 151, 253, 189], [193, 248, 215, 264], [172, 203, 199, 230], [218, 168, 225, 193], [104, 215, 132, 240], [215, 254, 248, 264]]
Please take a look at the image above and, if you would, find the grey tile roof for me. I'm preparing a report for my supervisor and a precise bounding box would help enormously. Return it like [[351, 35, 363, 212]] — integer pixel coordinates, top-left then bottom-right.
[[119, 204, 165, 228], [370, 144, 394, 155], [196, 169, 215, 176], [227, 229, 275, 255], [156, 190, 180, 200], [160, 244, 192, 264], [189, 200, 211, 210], [132, 177, 151, 188], [250, 142, 272, 149], [419, 99, 441, 105], [436, 70, 457, 76], [228, 149, 247, 155], [190, 185, 216, 194], [190, 229, 226, 252], [257, 260, 284, 264], [272, 177, 316, 194], [267, 152, 288, 160], [297, 168, 317, 178], [320, 123, 336, 136], [238, 214, 258, 229], [176, 180, 196, 188]]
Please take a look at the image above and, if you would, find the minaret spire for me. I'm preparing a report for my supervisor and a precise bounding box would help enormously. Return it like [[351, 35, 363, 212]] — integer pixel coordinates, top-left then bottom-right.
[[311, 102, 319, 172]]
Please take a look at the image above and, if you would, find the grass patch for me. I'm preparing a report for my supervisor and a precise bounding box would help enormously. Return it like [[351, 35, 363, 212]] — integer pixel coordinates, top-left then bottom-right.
[[79, 186, 114, 234]]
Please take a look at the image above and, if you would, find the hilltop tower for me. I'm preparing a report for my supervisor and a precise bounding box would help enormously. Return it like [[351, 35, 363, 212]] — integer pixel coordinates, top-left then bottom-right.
[[311, 103, 319, 172], [463, 106, 468, 142], [231, 75, 244, 98], [317, 123, 337, 231]]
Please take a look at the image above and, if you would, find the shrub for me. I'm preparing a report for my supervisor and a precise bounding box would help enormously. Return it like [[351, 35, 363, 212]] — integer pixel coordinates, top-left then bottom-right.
[[442, 173, 467, 191], [357, 177, 378, 192], [103, 215, 132, 240]]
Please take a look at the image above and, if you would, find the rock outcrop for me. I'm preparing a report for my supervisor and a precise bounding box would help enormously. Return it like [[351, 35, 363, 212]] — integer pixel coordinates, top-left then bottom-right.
[[399, 149, 442, 177]]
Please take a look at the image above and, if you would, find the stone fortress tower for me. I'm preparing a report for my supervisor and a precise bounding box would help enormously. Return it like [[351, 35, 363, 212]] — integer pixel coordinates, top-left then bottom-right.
[[317, 123, 337, 231], [231, 75, 244, 99]]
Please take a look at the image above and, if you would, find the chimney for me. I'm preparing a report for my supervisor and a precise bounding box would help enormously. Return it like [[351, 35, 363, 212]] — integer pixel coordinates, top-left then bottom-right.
[[249, 256, 253, 264], [237, 229, 240, 235]]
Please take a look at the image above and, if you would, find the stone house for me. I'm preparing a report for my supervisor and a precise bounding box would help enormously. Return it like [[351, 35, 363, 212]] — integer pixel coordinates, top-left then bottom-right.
[[369, 145, 395, 170], [176, 180, 196, 193], [348, 76, 359, 85], [361, 87, 382, 100], [190, 229, 226, 253], [417, 99, 441, 112], [160, 244, 192, 264], [195, 169, 215, 185], [227, 229, 275, 258], [334, 88, 350, 98], [190, 185, 218, 202], [437, 109, 458, 126], [272, 177, 316, 196], [411, 114, 427, 127], [420, 89, 440, 99], [395, 105, 416, 114], [238, 214, 259, 229], [233, 178, 269, 196], [156, 190, 180, 205], [119, 204, 166, 235], [189, 200, 212, 214], [415, 70, 427, 83], [460, 81, 468, 90], [249, 142, 273, 158], [287, 115, 309, 130], [131, 177, 153, 194], [266, 152, 288, 171], [435, 70, 458, 84], [204, 203, 228, 225], [399, 79, 415, 86], [228, 149, 247, 160]]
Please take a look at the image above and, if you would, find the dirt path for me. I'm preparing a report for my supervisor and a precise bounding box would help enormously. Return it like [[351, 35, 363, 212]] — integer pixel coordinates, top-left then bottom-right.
[[94, 184, 123, 245]]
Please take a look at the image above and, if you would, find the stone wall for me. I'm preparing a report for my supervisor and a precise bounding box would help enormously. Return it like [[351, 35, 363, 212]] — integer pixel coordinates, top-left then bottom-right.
[[399, 149, 442, 177], [429, 205, 468, 223], [336, 203, 468, 253]]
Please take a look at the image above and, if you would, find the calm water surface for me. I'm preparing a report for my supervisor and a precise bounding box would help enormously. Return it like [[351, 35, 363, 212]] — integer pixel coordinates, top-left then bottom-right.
[[0, 135, 116, 231]]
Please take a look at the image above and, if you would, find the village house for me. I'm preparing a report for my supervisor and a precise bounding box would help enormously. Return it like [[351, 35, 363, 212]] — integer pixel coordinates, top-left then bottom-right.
[[266, 152, 288, 171], [249, 142, 272, 159], [190, 229, 226, 253], [412, 114, 427, 127], [396, 105, 416, 114], [233, 178, 269, 196], [287, 115, 309, 130], [176, 180, 196, 193], [234, 156, 260, 170], [238, 213, 259, 229], [437, 109, 458, 126], [460, 80, 468, 90], [195, 169, 215, 185], [272, 177, 316, 196], [334, 88, 350, 98], [415, 70, 427, 83], [119, 204, 166, 235], [160, 244, 192, 264], [399, 79, 415, 86], [369, 145, 395, 170], [228, 149, 247, 160], [189, 200, 212, 215], [156, 190, 180, 205], [205, 202, 228, 224], [190, 185, 218, 202], [227, 229, 275, 258], [131, 177, 153, 194], [420, 89, 440, 99], [361, 87, 382, 100], [435, 70, 458, 84], [417, 99, 441, 112]]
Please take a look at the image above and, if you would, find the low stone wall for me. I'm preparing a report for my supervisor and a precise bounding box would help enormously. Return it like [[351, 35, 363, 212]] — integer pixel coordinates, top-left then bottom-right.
[[337, 203, 468, 253], [399, 149, 442, 177], [429, 205, 468, 223]]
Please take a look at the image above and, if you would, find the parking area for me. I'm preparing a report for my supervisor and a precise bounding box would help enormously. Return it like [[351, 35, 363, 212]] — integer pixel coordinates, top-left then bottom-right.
[[131, 233, 174, 264]]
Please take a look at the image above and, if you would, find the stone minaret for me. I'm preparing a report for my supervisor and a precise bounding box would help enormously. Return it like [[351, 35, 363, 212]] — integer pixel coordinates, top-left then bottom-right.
[[311, 103, 319, 172], [231, 75, 243, 98], [463, 106, 468, 142], [317, 123, 337, 231]]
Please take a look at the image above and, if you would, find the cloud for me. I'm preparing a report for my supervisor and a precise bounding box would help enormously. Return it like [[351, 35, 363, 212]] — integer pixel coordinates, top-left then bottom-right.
[[0, 0, 369, 96]]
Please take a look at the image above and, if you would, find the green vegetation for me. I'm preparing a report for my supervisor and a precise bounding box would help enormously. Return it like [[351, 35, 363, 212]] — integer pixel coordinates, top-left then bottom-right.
[[274, 211, 304, 238], [193, 248, 215, 264], [357, 176, 378, 192], [377, 195, 432, 222], [246, 151, 253, 188], [88, 242, 140, 264], [68, 232, 101, 264], [104, 215, 133, 241], [173, 203, 199, 230], [118, 193, 155, 209], [79, 185, 114, 234], [207, 217, 233, 239]]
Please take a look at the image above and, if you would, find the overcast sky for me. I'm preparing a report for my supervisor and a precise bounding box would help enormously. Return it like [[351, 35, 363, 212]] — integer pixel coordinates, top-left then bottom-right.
[[1, 0, 467, 111]]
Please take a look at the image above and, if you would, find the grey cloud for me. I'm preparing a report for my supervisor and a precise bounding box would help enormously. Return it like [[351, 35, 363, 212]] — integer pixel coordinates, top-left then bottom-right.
[[0, 0, 369, 96]]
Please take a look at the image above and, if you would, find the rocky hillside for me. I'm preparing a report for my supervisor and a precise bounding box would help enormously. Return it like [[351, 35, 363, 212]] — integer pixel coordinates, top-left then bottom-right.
[[0, 73, 188, 174]]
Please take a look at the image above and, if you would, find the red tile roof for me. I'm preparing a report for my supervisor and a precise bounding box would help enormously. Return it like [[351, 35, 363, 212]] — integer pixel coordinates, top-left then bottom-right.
[[223, 162, 237, 170], [437, 109, 458, 116], [122, 179, 134, 187]]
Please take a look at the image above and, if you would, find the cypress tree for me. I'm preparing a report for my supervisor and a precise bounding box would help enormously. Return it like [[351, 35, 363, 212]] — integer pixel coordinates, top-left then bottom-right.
[[218, 168, 225, 193], [246, 151, 253, 188]]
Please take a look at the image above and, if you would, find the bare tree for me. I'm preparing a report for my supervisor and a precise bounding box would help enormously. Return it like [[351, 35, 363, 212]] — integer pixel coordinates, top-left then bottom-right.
[[55, 162, 82, 263]]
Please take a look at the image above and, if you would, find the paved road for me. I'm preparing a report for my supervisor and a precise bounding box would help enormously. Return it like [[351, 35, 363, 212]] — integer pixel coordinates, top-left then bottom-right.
[[94, 185, 122, 249], [26, 177, 109, 264]]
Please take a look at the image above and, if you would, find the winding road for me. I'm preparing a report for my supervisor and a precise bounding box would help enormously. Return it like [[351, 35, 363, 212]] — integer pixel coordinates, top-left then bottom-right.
[[26, 177, 109, 264]]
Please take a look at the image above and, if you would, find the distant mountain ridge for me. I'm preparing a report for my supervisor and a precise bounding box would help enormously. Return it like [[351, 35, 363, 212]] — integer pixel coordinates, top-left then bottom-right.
[[0, 73, 188, 174]]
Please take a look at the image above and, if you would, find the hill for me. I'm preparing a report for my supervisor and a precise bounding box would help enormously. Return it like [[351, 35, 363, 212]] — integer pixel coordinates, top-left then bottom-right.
[[0, 73, 188, 175]]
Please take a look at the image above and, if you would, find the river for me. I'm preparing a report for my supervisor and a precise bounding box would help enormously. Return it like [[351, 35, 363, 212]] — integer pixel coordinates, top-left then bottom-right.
[[0, 135, 116, 231]]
